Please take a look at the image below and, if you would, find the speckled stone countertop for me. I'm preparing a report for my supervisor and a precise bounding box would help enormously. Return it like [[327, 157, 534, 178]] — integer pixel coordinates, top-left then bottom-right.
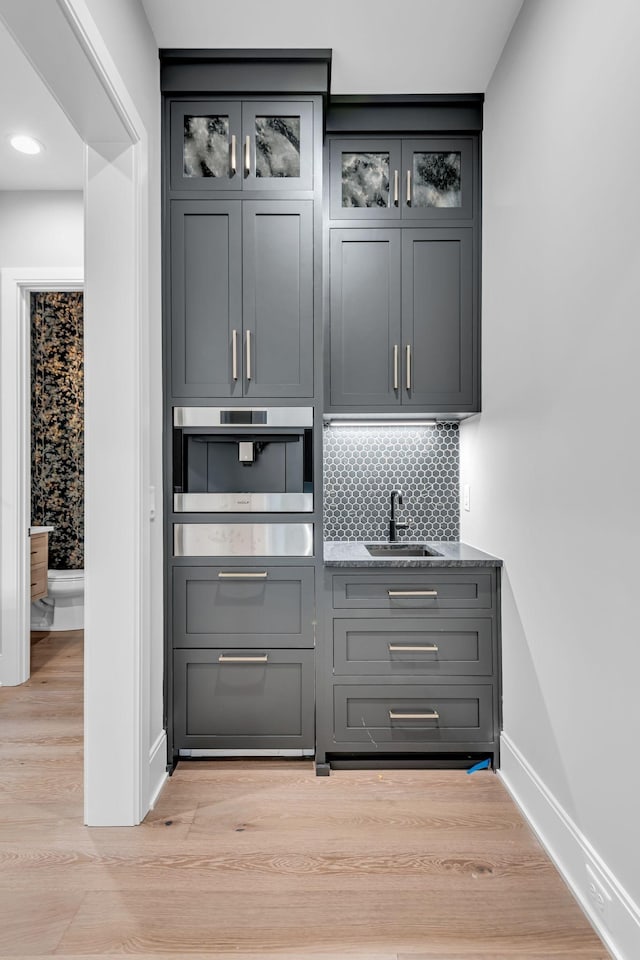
[[323, 541, 502, 567]]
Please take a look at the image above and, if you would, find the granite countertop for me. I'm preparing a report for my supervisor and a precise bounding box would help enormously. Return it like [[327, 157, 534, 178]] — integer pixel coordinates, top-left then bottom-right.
[[323, 541, 502, 567], [30, 526, 55, 535]]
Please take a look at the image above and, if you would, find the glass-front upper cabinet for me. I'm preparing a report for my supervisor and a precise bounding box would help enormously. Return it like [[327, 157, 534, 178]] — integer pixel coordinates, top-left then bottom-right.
[[330, 137, 474, 220], [170, 100, 313, 192]]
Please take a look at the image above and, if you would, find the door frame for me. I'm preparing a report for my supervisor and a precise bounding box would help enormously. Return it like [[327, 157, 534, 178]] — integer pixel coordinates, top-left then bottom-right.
[[0, 268, 83, 688]]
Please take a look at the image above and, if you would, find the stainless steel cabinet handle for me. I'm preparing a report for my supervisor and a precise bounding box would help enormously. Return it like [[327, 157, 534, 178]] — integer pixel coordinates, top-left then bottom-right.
[[406, 169, 411, 206], [231, 329, 238, 380], [230, 134, 237, 175], [389, 710, 439, 721], [387, 589, 438, 598], [393, 169, 399, 206], [218, 571, 268, 579], [393, 344, 399, 390], [246, 329, 252, 380], [405, 344, 411, 391], [244, 135, 251, 176], [388, 643, 439, 652], [218, 654, 268, 664]]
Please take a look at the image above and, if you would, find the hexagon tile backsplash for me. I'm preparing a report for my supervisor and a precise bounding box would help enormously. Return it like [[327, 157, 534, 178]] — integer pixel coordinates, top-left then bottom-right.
[[323, 423, 459, 542]]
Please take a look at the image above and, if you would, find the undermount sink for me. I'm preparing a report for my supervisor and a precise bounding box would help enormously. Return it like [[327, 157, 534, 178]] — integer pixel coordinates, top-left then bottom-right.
[[365, 543, 443, 558]]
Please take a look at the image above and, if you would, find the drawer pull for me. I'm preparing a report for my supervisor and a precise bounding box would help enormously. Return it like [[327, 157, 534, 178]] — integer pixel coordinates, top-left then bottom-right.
[[218, 571, 268, 579], [389, 710, 439, 721], [218, 654, 268, 664], [388, 643, 439, 652], [387, 589, 438, 598]]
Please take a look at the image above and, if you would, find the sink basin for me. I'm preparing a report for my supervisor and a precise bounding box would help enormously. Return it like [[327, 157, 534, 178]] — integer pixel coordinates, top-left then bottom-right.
[[365, 543, 442, 558]]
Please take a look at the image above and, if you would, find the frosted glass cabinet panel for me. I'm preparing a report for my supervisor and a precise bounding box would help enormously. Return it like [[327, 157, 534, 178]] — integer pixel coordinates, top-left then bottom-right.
[[171, 100, 313, 192], [330, 137, 474, 220]]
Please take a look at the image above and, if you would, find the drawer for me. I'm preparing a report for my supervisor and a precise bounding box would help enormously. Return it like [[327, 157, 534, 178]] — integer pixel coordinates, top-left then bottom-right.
[[173, 566, 315, 648], [30, 533, 48, 567], [30, 562, 48, 602], [173, 648, 314, 750], [333, 683, 494, 744], [333, 618, 493, 677], [331, 570, 494, 611]]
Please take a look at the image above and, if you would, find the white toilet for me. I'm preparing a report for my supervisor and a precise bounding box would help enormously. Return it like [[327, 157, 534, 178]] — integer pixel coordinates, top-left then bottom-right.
[[31, 570, 85, 631]]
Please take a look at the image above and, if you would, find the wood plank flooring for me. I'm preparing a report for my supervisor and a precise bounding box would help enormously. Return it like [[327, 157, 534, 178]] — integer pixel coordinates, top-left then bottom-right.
[[0, 631, 610, 959]]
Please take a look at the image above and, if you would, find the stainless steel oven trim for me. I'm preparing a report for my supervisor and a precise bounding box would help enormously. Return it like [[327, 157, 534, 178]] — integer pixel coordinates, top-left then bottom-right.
[[174, 406, 313, 428], [174, 522, 314, 557], [174, 492, 313, 513]]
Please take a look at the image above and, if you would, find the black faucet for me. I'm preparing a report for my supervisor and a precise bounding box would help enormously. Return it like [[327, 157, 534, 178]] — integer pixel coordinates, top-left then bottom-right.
[[389, 490, 409, 542]]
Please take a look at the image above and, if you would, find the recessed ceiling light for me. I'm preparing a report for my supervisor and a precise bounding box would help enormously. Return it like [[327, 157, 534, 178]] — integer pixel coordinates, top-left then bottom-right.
[[10, 134, 44, 155]]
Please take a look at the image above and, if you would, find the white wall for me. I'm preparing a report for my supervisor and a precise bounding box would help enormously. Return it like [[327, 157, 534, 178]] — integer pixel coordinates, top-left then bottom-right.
[[0, 191, 83, 266], [460, 0, 640, 954], [82, 0, 165, 809]]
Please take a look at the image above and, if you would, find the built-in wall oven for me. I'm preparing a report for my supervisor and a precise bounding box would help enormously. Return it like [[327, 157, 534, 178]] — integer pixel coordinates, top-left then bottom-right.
[[173, 406, 313, 513]]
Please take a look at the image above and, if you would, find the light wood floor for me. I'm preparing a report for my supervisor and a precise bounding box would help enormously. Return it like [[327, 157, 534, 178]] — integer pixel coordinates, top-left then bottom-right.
[[0, 631, 609, 959]]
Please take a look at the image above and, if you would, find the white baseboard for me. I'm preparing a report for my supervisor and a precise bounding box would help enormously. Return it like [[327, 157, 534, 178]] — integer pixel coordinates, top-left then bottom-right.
[[499, 734, 640, 960], [148, 730, 168, 811]]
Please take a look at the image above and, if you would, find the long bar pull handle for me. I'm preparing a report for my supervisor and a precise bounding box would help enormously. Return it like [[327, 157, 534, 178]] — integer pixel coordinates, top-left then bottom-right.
[[389, 710, 439, 721], [219, 654, 268, 664], [244, 135, 251, 177], [388, 589, 438, 598], [218, 571, 268, 579], [393, 169, 399, 206], [388, 644, 439, 652], [406, 169, 411, 206], [230, 134, 237, 176], [231, 329, 238, 380], [246, 329, 252, 380], [393, 344, 399, 390], [405, 344, 411, 391]]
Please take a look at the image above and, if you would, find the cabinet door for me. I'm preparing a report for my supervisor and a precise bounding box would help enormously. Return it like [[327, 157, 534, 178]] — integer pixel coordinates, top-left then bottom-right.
[[242, 201, 313, 398], [401, 138, 474, 220], [173, 565, 315, 648], [170, 101, 242, 192], [329, 139, 402, 220], [170, 201, 242, 398], [402, 228, 476, 410], [242, 101, 313, 192], [174, 649, 315, 750], [329, 229, 401, 407]]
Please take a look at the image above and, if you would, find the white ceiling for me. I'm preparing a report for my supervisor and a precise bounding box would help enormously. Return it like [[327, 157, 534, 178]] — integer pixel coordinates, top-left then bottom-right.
[[0, 0, 524, 191], [141, 0, 524, 94], [0, 21, 84, 190]]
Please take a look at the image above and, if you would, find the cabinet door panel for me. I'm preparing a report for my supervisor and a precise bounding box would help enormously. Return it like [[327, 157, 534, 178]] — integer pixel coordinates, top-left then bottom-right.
[[242, 101, 313, 192], [170, 101, 242, 192], [174, 649, 314, 749], [173, 565, 315, 648], [402, 228, 476, 409], [330, 139, 402, 220], [329, 230, 401, 407], [243, 201, 313, 397], [401, 138, 474, 220], [170, 201, 242, 398]]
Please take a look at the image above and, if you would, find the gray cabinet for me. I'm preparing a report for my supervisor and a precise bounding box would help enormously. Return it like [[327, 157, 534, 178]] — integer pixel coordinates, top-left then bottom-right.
[[170, 199, 313, 398], [316, 565, 501, 774], [173, 565, 315, 648], [329, 227, 476, 411], [174, 648, 314, 750], [330, 137, 474, 221], [171, 99, 314, 193]]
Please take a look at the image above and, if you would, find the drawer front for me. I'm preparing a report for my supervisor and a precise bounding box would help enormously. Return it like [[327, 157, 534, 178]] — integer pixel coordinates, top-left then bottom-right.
[[333, 618, 493, 677], [30, 533, 48, 567], [30, 562, 48, 602], [173, 648, 314, 749], [173, 566, 315, 648], [331, 570, 493, 611], [333, 683, 493, 744]]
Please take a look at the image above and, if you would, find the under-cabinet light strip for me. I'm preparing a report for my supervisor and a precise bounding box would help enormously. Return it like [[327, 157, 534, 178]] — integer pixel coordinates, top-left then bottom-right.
[[326, 419, 437, 427]]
